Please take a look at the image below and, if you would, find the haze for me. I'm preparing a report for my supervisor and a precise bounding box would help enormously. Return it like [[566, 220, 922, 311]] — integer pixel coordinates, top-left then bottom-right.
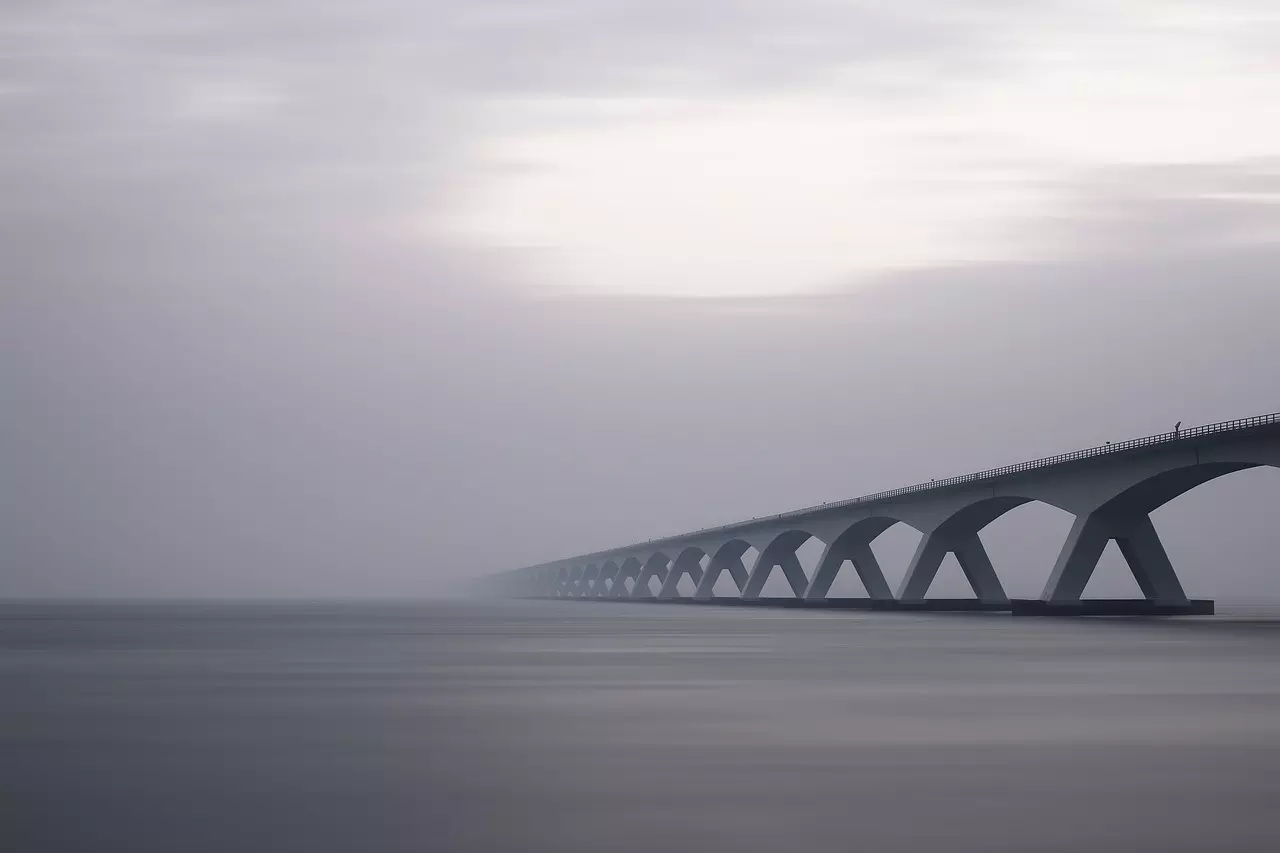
[[3, 0, 1279, 599]]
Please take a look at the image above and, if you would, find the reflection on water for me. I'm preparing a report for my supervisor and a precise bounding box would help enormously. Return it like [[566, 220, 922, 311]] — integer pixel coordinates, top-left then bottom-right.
[[3, 600, 1280, 852]]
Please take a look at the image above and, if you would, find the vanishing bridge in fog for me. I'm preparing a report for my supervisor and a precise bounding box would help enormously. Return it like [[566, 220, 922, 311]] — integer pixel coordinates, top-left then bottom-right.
[[485, 413, 1280, 615]]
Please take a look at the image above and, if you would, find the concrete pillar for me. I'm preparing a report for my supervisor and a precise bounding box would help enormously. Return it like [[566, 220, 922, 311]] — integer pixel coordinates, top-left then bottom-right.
[[658, 551, 704, 599], [953, 534, 1008, 604], [742, 551, 809, 600], [571, 565, 591, 598], [805, 539, 893, 601], [1115, 515, 1187, 602], [1041, 511, 1188, 604], [611, 564, 638, 598], [632, 558, 669, 599], [693, 554, 749, 600], [897, 530, 1008, 604], [897, 533, 947, 602], [593, 564, 618, 598]]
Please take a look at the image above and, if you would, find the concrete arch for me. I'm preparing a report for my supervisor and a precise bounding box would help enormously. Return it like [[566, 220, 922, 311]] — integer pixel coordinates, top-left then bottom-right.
[[895, 497, 1035, 603], [741, 529, 818, 600], [934, 496, 1036, 537], [693, 540, 754, 600], [985, 436, 1280, 519], [593, 560, 620, 597], [611, 557, 643, 598], [579, 563, 595, 596], [1098, 461, 1266, 518], [576, 564, 600, 598], [804, 517, 900, 601], [633, 552, 671, 599], [658, 547, 706, 599], [564, 565, 585, 597], [1043, 455, 1280, 604]]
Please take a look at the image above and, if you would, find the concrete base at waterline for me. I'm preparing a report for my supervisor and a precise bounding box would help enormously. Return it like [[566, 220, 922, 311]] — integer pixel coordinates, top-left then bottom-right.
[[547, 596, 1010, 612], [699, 597, 1009, 612], [529, 596, 1213, 616], [1011, 598, 1214, 616]]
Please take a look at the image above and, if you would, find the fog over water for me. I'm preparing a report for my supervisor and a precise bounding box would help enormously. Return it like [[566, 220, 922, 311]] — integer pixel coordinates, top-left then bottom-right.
[[5, 601, 1280, 853]]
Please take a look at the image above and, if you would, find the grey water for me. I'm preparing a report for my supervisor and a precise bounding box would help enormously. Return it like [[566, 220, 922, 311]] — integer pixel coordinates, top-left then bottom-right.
[[4, 600, 1280, 853]]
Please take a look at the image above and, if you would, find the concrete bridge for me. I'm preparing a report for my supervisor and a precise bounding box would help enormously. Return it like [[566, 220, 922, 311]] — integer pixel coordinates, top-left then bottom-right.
[[484, 413, 1280, 615]]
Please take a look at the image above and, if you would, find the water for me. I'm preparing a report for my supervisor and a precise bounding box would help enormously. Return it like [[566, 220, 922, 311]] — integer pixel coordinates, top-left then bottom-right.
[[4, 600, 1280, 852]]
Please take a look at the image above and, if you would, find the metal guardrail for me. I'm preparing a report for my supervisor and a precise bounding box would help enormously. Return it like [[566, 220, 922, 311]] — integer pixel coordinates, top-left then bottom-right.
[[515, 411, 1280, 573]]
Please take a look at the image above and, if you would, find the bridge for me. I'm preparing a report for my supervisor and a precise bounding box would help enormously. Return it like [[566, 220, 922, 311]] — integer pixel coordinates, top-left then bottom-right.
[[483, 412, 1280, 615]]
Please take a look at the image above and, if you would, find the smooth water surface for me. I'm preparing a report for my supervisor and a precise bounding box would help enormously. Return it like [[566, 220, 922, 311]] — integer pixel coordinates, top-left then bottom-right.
[[4, 600, 1280, 852]]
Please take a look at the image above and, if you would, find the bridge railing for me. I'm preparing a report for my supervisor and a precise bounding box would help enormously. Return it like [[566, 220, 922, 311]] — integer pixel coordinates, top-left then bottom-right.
[[517, 411, 1280, 572]]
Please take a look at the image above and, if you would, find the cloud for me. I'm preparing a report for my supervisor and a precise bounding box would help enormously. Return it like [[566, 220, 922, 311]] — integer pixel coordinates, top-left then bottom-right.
[[1031, 160, 1280, 259]]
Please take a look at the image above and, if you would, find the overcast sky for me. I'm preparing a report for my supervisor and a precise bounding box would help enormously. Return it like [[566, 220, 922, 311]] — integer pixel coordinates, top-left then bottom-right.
[[3, 0, 1279, 599]]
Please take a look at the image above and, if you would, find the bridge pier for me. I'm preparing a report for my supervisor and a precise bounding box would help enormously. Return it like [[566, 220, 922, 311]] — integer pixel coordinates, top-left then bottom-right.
[[898, 530, 1009, 605], [1041, 510, 1188, 606], [592, 562, 617, 598], [741, 551, 809, 600], [805, 537, 893, 601], [610, 560, 638, 598], [575, 565, 597, 598], [694, 554, 749, 600], [658, 551, 704, 599], [633, 557, 668, 598]]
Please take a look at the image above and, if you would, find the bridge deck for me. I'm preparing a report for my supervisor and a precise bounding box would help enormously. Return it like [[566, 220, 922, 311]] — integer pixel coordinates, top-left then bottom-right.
[[546, 412, 1280, 567]]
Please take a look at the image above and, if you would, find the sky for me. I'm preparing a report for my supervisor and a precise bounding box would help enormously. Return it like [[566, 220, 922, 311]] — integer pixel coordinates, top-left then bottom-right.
[[2, 0, 1279, 599]]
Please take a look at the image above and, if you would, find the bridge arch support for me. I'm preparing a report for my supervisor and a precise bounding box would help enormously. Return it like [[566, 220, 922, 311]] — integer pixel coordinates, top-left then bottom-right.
[[610, 557, 643, 598], [1040, 452, 1280, 604], [591, 560, 619, 597], [658, 547, 706, 599], [804, 517, 898, 601], [693, 540, 754, 599], [577, 564, 602, 598], [740, 530, 816, 600], [562, 565, 584, 597], [632, 553, 671, 598], [894, 498, 1031, 604]]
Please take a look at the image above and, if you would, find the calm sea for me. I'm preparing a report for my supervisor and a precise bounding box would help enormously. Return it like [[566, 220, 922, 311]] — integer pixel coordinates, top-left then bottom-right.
[[3, 600, 1280, 852]]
